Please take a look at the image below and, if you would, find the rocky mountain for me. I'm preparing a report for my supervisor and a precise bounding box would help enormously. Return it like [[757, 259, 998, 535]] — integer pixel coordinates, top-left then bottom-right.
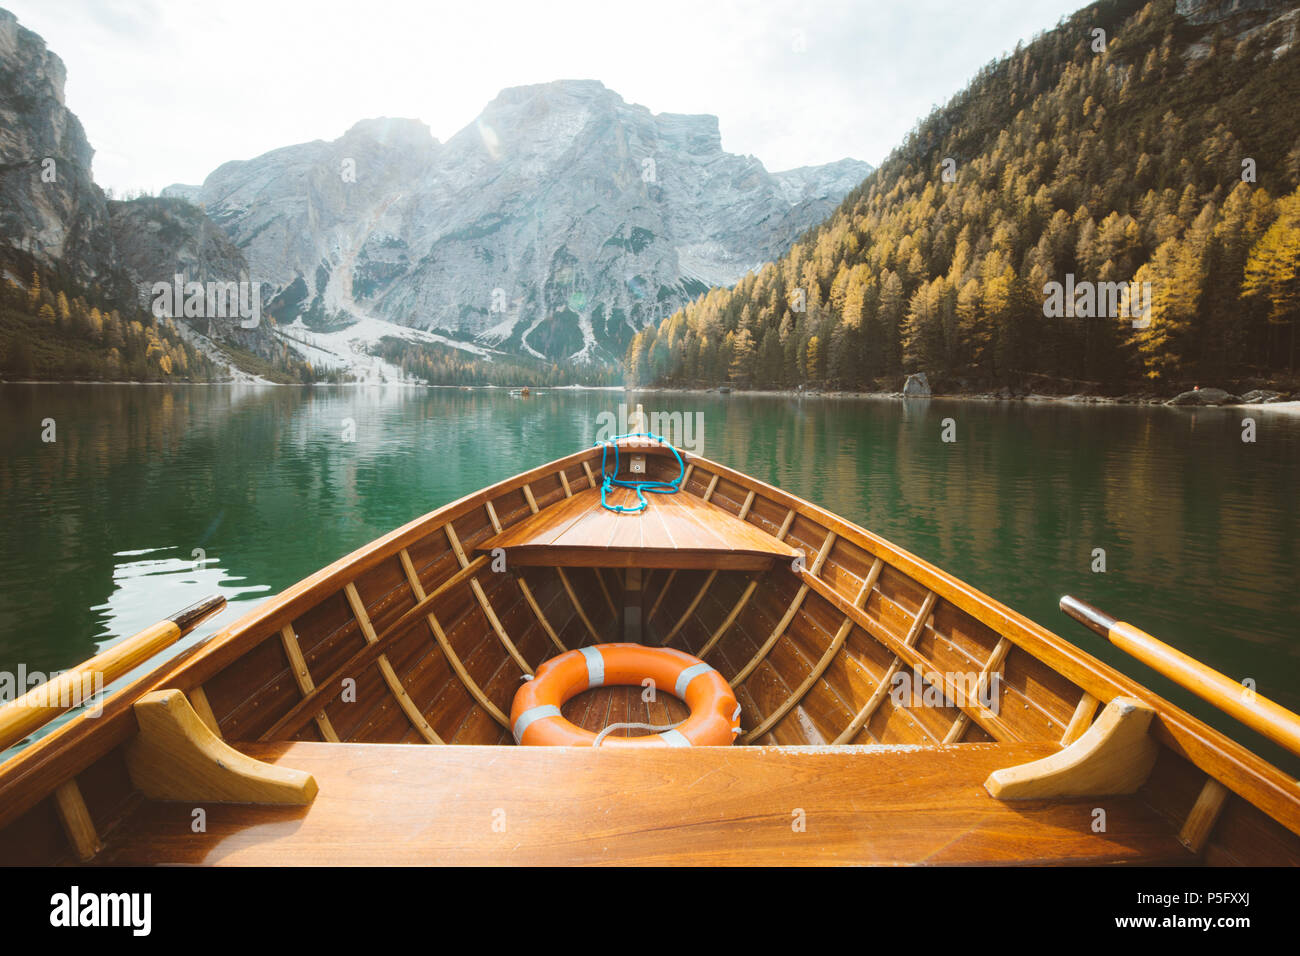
[[0, 8, 112, 286], [2, 6, 868, 382], [168, 80, 872, 366], [0, 7, 295, 382]]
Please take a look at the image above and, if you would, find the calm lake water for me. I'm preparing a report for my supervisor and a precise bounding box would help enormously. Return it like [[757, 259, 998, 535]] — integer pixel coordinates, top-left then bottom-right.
[[1, 384, 1297, 768]]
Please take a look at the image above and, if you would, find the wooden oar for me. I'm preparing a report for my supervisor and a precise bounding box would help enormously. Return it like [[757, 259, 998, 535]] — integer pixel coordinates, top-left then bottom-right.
[[1060, 595, 1300, 758], [0, 595, 226, 753]]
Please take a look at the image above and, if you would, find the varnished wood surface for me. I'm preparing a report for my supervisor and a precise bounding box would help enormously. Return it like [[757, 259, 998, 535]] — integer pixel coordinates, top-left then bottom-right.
[[4, 442, 1300, 866], [0, 448, 599, 831], [985, 698, 1159, 799], [561, 685, 691, 736], [91, 741, 1192, 866], [125, 691, 317, 805], [660, 453, 1300, 840], [479, 486, 798, 569]]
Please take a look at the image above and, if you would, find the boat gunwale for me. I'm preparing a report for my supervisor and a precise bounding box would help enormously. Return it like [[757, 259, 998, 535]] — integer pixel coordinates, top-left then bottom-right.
[[678, 453, 1300, 838], [0, 445, 601, 827], [1, 444, 1298, 843]]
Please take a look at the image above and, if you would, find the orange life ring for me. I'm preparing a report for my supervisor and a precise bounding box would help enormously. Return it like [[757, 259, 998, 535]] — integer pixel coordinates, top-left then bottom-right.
[[510, 644, 741, 747]]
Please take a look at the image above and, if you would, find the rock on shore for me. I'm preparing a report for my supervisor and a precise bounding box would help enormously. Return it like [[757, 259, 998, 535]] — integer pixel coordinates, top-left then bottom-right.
[[902, 372, 930, 397], [1167, 388, 1240, 406]]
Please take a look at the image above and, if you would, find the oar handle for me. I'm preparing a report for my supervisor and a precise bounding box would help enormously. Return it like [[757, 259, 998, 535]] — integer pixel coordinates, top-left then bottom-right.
[[1060, 595, 1300, 758], [0, 595, 226, 752]]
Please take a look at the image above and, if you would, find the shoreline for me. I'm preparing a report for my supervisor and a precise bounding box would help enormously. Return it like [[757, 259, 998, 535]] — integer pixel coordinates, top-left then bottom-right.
[[0, 379, 623, 390], [2, 379, 1296, 410], [629, 385, 1300, 410]]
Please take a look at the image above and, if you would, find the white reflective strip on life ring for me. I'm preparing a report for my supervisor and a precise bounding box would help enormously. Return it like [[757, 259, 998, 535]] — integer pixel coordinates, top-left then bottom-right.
[[659, 729, 691, 747], [512, 704, 563, 744], [674, 661, 713, 699], [579, 646, 605, 688]]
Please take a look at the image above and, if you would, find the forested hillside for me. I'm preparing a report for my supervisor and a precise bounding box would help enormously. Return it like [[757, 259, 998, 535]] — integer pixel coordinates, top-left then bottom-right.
[[373, 338, 621, 387], [0, 263, 219, 382], [626, 0, 1300, 393], [0, 257, 324, 384]]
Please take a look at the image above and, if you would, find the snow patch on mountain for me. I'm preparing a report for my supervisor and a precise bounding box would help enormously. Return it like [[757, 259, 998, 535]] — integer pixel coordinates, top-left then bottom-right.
[[179, 81, 873, 368]]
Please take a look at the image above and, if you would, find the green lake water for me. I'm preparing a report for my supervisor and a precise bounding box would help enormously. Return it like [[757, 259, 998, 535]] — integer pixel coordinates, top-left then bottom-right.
[[1, 384, 1297, 769]]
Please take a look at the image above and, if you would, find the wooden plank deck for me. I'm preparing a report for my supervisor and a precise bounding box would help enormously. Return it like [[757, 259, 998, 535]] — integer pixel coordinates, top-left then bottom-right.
[[479, 486, 800, 570], [92, 741, 1193, 866]]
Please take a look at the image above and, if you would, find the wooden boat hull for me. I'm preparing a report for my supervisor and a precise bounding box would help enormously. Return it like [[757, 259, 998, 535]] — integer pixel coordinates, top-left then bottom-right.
[[1, 444, 1297, 866]]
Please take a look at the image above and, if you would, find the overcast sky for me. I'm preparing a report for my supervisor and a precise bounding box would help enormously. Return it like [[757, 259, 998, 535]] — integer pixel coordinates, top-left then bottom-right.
[[8, 0, 1084, 194]]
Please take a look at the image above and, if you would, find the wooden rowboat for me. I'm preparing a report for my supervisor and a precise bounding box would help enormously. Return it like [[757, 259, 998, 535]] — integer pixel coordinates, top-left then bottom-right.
[[2, 440, 1298, 866]]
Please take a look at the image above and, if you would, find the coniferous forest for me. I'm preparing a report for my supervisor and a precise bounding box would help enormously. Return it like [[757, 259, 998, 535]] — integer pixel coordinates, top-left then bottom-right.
[[0, 264, 221, 382], [625, 0, 1300, 394], [0, 258, 338, 385]]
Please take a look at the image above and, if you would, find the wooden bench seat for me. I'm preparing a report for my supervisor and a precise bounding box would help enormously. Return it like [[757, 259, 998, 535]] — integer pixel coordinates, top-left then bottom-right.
[[92, 741, 1193, 866], [478, 486, 799, 570]]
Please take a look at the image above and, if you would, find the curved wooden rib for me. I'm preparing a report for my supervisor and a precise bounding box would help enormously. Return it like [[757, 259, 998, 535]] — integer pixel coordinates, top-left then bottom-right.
[[345, 583, 444, 744], [398, 550, 509, 731], [558, 567, 601, 644], [741, 558, 879, 743], [516, 573, 567, 654], [834, 660, 901, 745], [647, 570, 677, 620], [1061, 692, 1100, 746], [696, 579, 758, 659], [484, 500, 503, 534], [738, 490, 756, 519], [558, 470, 573, 498], [445, 524, 533, 678], [985, 697, 1158, 799], [53, 779, 100, 861], [702, 474, 719, 502], [594, 567, 618, 617], [258, 557, 489, 742], [187, 685, 222, 738], [743, 620, 850, 744], [128, 690, 317, 804], [729, 588, 805, 688], [693, 507, 793, 659], [943, 634, 1010, 744], [858, 558, 885, 602], [729, 531, 836, 688], [807, 570, 1015, 741], [581, 460, 597, 489], [834, 578, 933, 744], [904, 590, 937, 647], [1180, 777, 1232, 854], [660, 570, 717, 646], [522, 484, 540, 514], [280, 625, 340, 743]]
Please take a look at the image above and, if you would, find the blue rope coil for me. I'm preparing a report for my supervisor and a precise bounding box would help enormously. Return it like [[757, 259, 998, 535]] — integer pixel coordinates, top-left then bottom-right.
[[591, 432, 685, 514]]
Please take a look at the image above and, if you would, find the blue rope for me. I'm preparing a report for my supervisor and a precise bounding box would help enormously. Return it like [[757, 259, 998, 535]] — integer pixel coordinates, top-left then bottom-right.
[[592, 433, 685, 514]]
